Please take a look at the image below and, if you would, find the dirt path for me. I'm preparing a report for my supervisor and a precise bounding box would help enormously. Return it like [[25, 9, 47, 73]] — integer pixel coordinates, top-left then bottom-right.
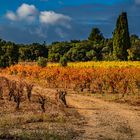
[[66, 94, 140, 140]]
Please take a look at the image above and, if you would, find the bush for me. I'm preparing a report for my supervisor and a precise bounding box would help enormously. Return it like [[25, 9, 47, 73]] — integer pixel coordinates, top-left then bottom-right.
[[37, 57, 47, 67], [59, 56, 67, 67]]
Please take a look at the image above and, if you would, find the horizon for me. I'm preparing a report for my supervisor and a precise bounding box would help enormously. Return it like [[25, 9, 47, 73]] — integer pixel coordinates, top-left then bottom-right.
[[0, 0, 140, 44]]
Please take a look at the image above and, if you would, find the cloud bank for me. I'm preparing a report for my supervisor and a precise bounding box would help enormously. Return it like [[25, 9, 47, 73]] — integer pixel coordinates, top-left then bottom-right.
[[5, 3, 71, 25]]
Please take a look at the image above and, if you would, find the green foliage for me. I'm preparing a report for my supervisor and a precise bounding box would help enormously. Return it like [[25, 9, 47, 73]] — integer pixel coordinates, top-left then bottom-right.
[[19, 47, 31, 61], [48, 42, 72, 62], [0, 42, 19, 68], [86, 50, 96, 60], [92, 43, 105, 61], [48, 53, 60, 62], [113, 12, 131, 60], [128, 36, 140, 60], [59, 56, 68, 67], [88, 28, 104, 43], [0, 40, 48, 67], [37, 57, 47, 67], [66, 41, 92, 62], [19, 43, 48, 61]]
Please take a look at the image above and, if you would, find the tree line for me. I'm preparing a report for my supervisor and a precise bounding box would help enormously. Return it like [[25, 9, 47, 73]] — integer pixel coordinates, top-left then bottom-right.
[[0, 12, 140, 67]]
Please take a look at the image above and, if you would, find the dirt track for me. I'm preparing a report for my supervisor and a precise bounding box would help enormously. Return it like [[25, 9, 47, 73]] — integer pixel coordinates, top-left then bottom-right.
[[66, 94, 140, 140]]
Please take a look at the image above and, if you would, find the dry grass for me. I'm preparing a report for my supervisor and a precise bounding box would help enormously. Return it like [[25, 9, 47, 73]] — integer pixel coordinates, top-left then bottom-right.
[[0, 76, 82, 140]]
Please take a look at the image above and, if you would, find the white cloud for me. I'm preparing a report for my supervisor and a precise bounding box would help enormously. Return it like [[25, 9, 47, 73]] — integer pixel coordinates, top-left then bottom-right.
[[17, 3, 37, 20], [5, 11, 17, 21], [5, 3, 72, 28], [6, 3, 38, 22], [39, 11, 71, 25]]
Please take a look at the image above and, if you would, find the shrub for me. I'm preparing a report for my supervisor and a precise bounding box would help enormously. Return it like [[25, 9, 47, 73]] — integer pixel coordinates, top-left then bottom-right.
[[37, 57, 47, 67], [59, 56, 67, 67]]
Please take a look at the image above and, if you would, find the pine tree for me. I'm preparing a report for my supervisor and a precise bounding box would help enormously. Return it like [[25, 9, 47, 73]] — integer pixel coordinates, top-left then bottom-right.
[[113, 12, 131, 60], [88, 28, 104, 43]]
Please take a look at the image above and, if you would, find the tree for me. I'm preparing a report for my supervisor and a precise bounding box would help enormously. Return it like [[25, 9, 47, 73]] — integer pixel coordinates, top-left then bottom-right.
[[130, 34, 139, 41], [19, 47, 31, 61], [86, 50, 96, 60], [88, 28, 104, 43], [19, 43, 48, 62], [128, 38, 140, 60], [48, 42, 72, 62], [92, 43, 104, 61], [113, 12, 131, 60], [0, 44, 19, 67], [66, 41, 92, 62], [59, 56, 68, 67]]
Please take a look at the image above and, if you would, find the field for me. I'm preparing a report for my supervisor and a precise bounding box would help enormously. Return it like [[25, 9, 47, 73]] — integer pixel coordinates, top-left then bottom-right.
[[4, 61, 140, 104], [48, 61, 140, 68], [0, 61, 140, 139]]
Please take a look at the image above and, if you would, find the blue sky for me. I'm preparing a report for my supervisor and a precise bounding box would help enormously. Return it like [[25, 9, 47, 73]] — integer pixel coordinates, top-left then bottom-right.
[[0, 0, 140, 43]]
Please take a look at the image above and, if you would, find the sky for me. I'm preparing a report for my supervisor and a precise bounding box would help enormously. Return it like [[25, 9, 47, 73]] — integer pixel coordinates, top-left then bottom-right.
[[0, 0, 140, 44]]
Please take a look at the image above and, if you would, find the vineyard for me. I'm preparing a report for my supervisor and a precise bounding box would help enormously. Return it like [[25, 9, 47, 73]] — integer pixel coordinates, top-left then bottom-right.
[[2, 61, 140, 104], [48, 61, 140, 68], [0, 62, 140, 139], [0, 75, 80, 139], [1, 2, 140, 138]]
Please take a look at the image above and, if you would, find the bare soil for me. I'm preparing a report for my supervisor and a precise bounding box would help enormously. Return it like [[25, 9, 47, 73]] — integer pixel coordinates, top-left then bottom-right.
[[66, 93, 140, 140]]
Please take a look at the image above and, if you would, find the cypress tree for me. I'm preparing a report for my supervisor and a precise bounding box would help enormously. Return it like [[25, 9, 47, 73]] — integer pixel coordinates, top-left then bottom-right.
[[113, 12, 131, 60]]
